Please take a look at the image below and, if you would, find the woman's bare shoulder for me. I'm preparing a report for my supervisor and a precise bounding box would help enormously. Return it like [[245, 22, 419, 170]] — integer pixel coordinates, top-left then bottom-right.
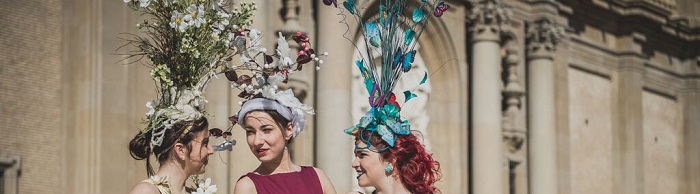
[[233, 176, 257, 194]]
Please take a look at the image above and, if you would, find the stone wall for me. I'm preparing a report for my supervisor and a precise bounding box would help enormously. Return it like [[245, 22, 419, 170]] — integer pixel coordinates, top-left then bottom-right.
[[0, 1, 63, 193]]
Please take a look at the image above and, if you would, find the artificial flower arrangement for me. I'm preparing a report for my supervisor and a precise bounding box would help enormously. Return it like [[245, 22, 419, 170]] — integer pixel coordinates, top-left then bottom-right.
[[122, 0, 324, 151], [122, 0, 256, 150], [323, 0, 449, 150]]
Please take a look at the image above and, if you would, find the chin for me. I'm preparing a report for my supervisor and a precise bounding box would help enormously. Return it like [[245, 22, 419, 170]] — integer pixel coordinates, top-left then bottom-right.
[[256, 155, 270, 162], [357, 178, 370, 187]]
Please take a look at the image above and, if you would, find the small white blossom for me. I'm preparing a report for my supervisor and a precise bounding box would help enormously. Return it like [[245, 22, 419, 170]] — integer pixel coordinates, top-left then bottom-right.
[[187, 5, 206, 28], [170, 10, 189, 32], [146, 100, 157, 116], [139, 0, 150, 7]]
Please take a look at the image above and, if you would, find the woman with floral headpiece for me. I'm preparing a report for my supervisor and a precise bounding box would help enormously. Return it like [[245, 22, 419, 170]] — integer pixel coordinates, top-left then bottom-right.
[[322, 0, 449, 193], [231, 93, 336, 194], [129, 117, 216, 194], [123, 0, 257, 193], [224, 30, 335, 193]]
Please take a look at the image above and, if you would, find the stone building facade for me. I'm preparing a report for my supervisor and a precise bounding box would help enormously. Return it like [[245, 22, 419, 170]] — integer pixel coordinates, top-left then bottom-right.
[[0, 0, 698, 194]]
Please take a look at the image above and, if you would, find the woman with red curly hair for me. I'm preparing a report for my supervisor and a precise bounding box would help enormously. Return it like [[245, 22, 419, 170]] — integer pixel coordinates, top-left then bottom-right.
[[347, 129, 441, 194], [321, 0, 449, 193]]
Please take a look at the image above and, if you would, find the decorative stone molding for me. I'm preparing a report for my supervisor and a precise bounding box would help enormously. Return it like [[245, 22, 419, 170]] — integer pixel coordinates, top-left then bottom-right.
[[503, 129, 526, 162], [468, 0, 512, 40], [0, 154, 21, 194], [502, 45, 525, 130], [279, 0, 304, 36], [279, 0, 305, 51], [502, 43, 526, 153], [526, 18, 567, 55]]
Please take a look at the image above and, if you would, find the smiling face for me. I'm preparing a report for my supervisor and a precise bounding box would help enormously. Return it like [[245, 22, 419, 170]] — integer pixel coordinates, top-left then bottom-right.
[[243, 111, 293, 163], [182, 129, 214, 175], [351, 140, 392, 187]]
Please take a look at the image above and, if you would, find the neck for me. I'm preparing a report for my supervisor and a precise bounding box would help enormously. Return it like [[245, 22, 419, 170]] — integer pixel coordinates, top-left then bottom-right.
[[256, 147, 299, 175], [373, 175, 411, 194], [156, 162, 189, 194]]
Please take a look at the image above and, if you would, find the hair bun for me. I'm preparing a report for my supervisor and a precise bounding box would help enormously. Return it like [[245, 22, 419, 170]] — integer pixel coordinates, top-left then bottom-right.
[[129, 131, 152, 160]]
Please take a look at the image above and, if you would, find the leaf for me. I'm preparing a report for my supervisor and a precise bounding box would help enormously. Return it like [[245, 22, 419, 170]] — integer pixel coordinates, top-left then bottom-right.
[[403, 29, 415, 45], [403, 90, 417, 102], [412, 8, 424, 23], [420, 71, 428, 85], [343, 0, 355, 14]]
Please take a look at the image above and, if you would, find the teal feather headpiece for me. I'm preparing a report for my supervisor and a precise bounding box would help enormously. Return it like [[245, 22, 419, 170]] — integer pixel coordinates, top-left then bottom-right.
[[325, 0, 449, 151]]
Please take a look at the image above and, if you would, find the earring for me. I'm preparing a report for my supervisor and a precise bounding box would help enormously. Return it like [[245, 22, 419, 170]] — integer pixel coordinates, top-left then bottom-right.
[[385, 165, 393, 173]]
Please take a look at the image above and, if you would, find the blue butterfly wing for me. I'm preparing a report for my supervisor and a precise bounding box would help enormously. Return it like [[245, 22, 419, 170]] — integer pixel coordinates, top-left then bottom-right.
[[401, 50, 415, 72], [365, 23, 381, 47]]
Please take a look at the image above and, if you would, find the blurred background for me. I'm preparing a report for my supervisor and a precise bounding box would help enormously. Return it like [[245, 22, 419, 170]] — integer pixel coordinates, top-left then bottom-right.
[[0, 0, 699, 194]]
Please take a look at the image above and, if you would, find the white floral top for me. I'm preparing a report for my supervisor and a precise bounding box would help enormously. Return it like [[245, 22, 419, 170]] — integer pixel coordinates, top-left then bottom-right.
[[141, 175, 218, 194], [142, 176, 172, 194]]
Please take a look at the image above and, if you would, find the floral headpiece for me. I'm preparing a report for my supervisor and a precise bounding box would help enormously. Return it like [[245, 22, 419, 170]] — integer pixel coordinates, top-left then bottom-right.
[[220, 30, 326, 138], [122, 0, 256, 151], [324, 0, 449, 152]]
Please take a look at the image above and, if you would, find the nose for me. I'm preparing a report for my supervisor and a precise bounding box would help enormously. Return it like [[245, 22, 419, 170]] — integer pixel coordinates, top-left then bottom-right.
[[351, 157, 360, 169], [253, 133, 264, 147], [207, 143, 214, 155]]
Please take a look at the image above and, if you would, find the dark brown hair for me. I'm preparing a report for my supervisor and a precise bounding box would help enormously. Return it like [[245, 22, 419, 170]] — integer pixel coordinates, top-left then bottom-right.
[[129, 117, 209, 176]]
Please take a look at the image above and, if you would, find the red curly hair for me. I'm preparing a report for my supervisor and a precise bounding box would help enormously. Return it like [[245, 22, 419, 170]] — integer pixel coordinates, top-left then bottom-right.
[[355, 131, 442, 194]]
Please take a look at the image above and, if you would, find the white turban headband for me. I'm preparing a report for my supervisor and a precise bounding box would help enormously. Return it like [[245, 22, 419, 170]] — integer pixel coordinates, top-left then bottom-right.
[[237, 89, 314, 138]]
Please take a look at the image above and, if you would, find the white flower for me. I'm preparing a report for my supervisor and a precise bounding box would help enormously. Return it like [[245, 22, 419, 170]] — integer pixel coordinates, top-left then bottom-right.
[[146, 100, 157, 116], [267, 72, 285, 86], [275, 32, 293, 67], [170, 10, 189, 32], [246, 29, 262, 53], [260, 85, 277, 99], [186, 5, 206, 28], [139, 0, 150, 7], [124, 0, 132, 3], [216, 12, 230, 30], [193, 178, 218, 194]]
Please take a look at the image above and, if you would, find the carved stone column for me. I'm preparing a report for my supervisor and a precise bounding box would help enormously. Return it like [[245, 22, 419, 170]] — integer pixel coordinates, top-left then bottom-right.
[[315, 1, 354, 191], [277, 0, 316, 166], [468, 1, 510, 194], [502, 44, 526, 194], [526, 17, 566, 194]]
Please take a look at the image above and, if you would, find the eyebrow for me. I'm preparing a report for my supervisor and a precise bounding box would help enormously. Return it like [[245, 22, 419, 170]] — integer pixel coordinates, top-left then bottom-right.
[[244, 124, 274, 131]]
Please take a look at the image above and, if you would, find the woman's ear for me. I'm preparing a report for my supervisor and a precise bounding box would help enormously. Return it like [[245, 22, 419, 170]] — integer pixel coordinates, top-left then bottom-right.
[[174, 143, 188, 160], [284, 123, 294, 140]]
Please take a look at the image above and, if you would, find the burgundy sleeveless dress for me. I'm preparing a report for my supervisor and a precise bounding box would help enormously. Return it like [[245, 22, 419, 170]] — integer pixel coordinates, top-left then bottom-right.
[[240, 166, 324, 194]]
